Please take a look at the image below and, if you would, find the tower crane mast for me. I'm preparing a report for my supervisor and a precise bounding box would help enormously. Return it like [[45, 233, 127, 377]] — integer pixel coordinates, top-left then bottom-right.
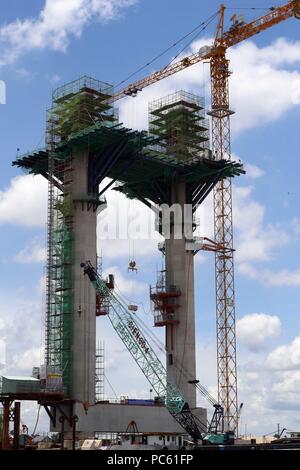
[[108, 0, 300, 432]]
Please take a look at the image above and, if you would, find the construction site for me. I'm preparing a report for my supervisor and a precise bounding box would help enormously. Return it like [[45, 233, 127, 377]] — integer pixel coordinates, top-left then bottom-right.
[[1, 0, 300, 452]]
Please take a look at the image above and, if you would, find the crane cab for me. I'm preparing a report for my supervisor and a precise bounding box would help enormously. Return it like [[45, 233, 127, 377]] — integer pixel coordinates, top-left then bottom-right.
[[229, 14, 245, 30]]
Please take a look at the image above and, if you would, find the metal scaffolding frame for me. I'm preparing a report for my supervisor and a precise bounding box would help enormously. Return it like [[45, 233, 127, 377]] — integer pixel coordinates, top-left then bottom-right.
[[44, 76, 116, 397], [149, 90, 210, 162], [45, 113, 74, 396], [95, 342, 105, 402], [209, 50, 238, 433]]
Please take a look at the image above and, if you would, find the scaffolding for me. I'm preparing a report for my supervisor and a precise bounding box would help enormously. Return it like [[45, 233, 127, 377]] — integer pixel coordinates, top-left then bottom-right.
[[45, 125, 74, 396], [95, 342, 105, 402], [150, 270, 181, 328], [45, 76, 116, 397], [49, 75, 117, 143], [149, 90, 210, 162]]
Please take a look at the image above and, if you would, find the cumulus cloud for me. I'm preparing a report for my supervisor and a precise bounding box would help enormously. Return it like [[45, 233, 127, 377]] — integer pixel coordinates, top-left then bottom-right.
[[0, 175, 47, 227], [268, 371, 300, 412], [103, 265, 147, 298], [264, 268, 300, 287], [0, 0, 139, 66], [14, 237, 46, 263], [233, 185, 300, 287], [266, 336, 300, 371], [238, 263, 300, 287], [244, 163, 265, 179], [197, 334, 300, 433], [292, 218, 300, 236], [228, 38, 300, 134], [237, 313, 281, 352], [203, 351, 282, 434], [234, 186, 290, 264], [0, 297, 44, 375]]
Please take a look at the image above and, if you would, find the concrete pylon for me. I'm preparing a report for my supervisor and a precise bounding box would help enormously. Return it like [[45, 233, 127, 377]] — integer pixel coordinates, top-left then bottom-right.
[[164, 182, 196, 408], [71, 149, 97, 405]]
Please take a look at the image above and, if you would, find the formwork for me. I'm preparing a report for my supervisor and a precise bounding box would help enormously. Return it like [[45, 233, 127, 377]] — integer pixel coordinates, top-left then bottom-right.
[[50, 76, 117, 141], [149, 90, 210, 162]]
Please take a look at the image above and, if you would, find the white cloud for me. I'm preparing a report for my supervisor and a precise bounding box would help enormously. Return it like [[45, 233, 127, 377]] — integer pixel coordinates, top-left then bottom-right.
[[238, 263, 300, 287], [0, 292, 48, 432], [244, 163, 265, 179], [266, 336, 300, 371], [0, 175, 47, 227], [196, 333, 300, 433], [0, 296, 44, 375], [233, 186, 300, 287], [228, 38, 300, 134], [268, 371, 300, 412], [103, 265, 147, 298], [14, 237, 46, 263], [264, 268, 300, 287], [0, 0, 138, 66], [11, 347, 42, 372], [292, 218, 300, 236], [49, 73, 61, 84], [234, 186, 290, 264], [238, 262, 259, 279], [237, 313, 281, 352]]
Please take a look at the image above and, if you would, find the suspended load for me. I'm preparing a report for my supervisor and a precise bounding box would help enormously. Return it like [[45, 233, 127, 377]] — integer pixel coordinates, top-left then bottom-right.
[[128, 260, 138, 273], [128, 304, 138, 312]]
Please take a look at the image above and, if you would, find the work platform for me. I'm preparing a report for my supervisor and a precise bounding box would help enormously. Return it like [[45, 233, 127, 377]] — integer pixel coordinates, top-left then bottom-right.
[[13, 122, 244, 210]]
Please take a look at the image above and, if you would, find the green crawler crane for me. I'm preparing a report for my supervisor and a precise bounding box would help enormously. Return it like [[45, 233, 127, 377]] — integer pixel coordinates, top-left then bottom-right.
[[81, 260, 229, 444]]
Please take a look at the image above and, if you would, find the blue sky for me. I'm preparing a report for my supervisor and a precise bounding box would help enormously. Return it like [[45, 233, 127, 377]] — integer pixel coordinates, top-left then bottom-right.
[[1, 0, 300, 437]]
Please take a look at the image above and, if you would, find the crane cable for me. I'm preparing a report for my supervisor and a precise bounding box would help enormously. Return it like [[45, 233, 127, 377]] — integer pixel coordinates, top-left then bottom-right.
[[32, 405, 41, 436], [113, 281, 218, 406], [130, 312, 211, 407], [133, 313, 217, 405], [114, 5, 277, 93], [114, 10, 219, 91], [104, 372, 118, 399], [177, 253, 192, 388], [166, 12, 218, 67], [115, 284, 217, 405], [226, 7, 276, 10]]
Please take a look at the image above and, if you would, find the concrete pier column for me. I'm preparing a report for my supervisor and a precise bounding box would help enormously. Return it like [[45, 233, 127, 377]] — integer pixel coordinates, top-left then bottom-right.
[[71, 149, 97, 405], [164, 182, 196, 408]]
